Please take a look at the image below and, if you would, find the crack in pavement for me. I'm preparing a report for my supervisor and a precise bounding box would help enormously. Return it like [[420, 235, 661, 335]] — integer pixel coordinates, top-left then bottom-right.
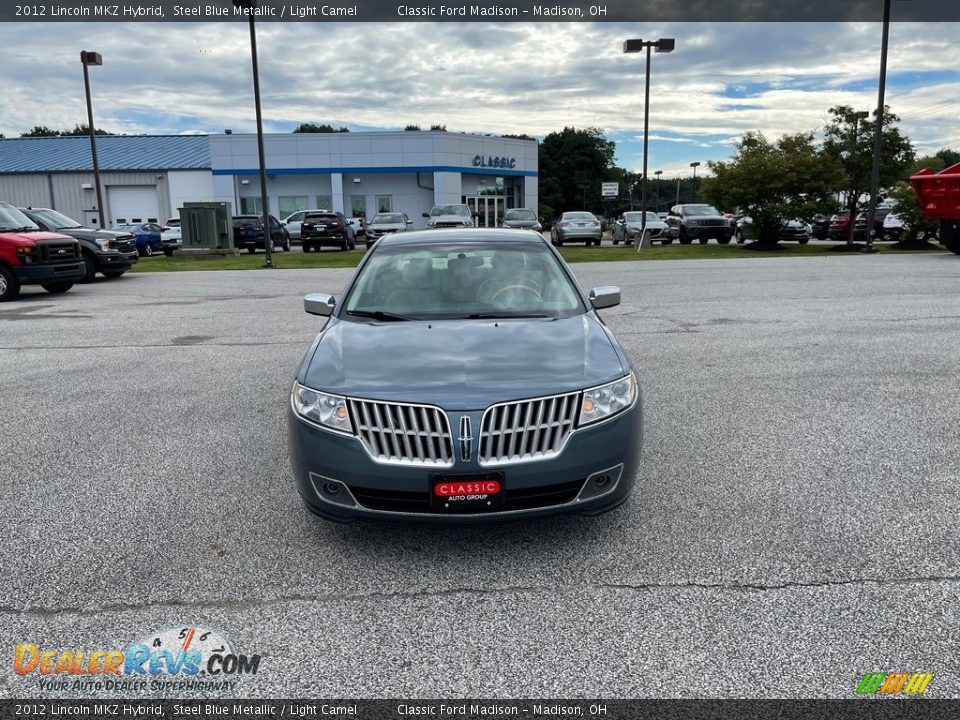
[[2, 575, 958, 617]]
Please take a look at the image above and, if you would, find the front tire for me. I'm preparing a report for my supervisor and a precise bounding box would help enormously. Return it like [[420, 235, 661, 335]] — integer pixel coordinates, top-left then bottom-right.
[[0, 265, 21, 301], [143, 243, 153, 257], [41, 281, 73, 294], [699, 237, 709, 244], [717, 236, 731, 245], [679, 228, 692, 245], [799, 237, 810, 245], [247, 247, 256, 254], [80, 254, 98, 283]]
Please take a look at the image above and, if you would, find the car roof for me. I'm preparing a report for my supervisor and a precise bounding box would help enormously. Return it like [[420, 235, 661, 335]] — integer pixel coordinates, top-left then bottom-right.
[[377, 228, 547, 247]]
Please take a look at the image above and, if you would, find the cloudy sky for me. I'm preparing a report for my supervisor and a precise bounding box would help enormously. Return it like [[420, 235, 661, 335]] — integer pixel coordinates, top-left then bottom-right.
[[0, 21, 957, 177]]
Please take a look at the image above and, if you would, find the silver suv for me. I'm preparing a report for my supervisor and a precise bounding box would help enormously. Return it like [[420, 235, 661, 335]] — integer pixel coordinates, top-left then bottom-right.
[[423, 204, 475, 229]]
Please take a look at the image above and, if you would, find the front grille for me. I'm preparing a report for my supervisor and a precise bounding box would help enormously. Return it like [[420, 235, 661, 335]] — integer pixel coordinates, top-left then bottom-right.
[[348, 479, 584, 514], [348, 399, 454, 467], [114, 234, 136, 252], [695, 219, 725, 227], [37, 241, 79, 265], [479, 391, 581, 465], [434, 222, 468, 228]]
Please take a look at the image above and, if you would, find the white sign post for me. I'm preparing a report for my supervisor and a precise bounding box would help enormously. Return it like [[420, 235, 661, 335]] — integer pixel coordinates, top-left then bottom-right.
[[601, 182, 619, 199]]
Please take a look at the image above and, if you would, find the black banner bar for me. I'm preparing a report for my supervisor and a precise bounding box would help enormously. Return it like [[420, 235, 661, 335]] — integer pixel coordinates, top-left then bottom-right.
[[1, 0, 958, 23], [0, 700, 958, 720]]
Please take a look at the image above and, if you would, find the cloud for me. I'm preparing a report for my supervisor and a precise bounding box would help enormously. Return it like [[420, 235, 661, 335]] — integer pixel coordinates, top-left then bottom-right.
[[0, 20, 956, 171]]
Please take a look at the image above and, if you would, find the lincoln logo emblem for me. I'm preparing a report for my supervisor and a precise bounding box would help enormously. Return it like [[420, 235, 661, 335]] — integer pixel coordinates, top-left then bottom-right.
[[459, 415, 473, 462]]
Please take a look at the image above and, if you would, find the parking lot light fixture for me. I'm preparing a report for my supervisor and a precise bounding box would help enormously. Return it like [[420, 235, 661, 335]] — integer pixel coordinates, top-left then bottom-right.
[[80, 51, 105, 229], [690, 161, 701, 202], [233, 0, 273, 268], [864, 0, 911, 254], [623, 38, 675, 241]]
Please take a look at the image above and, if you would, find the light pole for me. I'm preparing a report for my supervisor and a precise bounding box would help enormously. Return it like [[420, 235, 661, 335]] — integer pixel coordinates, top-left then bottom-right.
[[234, 0, 273, 268], [864, 0, 909, 253], [80, 51, 105, 228], [654, 170, 662, 213], [846, 111, 869, 248], [690, 161, 700, 202], [623, 37, 675, 241]]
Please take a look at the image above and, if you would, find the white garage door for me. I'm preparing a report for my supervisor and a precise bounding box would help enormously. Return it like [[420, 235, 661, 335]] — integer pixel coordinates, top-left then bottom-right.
[[108, 186, 160, 225]]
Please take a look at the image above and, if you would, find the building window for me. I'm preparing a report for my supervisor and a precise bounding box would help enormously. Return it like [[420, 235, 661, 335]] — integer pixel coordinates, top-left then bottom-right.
[[279, 196, 309, 217], [240, 196, 263, 214], [317, 195, 332, 211], [350, 195, 367, 219], [375, 195, 392, 213]]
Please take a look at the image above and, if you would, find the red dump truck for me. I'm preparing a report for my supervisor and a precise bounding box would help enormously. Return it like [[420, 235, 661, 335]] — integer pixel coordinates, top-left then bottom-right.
[[910, 162, 960, 255]]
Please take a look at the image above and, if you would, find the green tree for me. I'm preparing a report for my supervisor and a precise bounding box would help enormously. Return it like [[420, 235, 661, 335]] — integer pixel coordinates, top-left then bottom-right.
[[293, 122, 349, 133], [821, 105, 915, 243], [404, 124, 421, 131], [21, 125, 59, 137], [936, 148, 960, 167], [539, 127, 616, 218], [429, 124, 446, 131], [21, 124, 113, 137], [61, 124, 114, 136], [702, 131, 844, 248]]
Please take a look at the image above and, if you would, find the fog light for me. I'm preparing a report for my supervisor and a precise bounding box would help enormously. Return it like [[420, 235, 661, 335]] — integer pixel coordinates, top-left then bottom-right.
[[594, 474, 611, 487], [323, 482, 341, 495]]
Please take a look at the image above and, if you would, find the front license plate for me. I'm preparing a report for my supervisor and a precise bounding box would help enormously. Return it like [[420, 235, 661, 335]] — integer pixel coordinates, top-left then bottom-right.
[[431, 473, 505, 512]]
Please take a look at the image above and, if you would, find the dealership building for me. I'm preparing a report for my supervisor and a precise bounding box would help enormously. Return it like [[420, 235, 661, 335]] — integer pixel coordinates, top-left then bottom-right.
[[0, 131, 538, 229]]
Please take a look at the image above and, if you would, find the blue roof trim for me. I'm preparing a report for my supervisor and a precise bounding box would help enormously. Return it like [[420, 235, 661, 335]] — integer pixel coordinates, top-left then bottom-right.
[[212, 166, 538, 178], [0, 135, 211, 173]]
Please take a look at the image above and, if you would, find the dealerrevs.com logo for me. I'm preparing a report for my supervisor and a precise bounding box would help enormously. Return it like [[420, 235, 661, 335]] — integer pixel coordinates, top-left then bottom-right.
[[856, 672, 934, 695], [13, 626, 261, 692]]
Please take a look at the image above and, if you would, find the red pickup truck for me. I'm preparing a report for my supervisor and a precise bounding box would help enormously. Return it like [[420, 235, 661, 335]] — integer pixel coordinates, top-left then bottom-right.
[[0, 202, 84, 301]]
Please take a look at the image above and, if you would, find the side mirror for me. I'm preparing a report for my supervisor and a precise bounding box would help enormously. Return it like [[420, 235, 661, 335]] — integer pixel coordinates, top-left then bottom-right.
[[589, 286, 620, 310], [422, 212, 430, 218], [304, 293, 336, 316], [406, 220, 413, 225]]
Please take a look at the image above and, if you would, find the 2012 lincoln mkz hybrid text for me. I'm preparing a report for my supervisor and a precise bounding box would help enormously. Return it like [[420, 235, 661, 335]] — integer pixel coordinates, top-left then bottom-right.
[[287, 229, 643, 522]]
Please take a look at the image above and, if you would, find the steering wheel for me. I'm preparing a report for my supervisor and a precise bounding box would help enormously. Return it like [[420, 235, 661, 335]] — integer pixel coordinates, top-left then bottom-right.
[[491, 283, 543, 302]]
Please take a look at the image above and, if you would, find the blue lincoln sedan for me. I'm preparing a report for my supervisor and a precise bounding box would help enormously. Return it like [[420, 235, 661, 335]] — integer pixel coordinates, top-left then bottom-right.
[[287, 229, 643, 522]]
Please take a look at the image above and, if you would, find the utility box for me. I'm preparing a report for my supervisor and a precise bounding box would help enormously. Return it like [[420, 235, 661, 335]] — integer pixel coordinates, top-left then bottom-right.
[[179, 202, 233, 250]]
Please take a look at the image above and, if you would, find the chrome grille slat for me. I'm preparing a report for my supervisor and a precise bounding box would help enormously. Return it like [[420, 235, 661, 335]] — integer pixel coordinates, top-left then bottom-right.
[[479, 390, 581, 465], [348, 399, 453, 467]]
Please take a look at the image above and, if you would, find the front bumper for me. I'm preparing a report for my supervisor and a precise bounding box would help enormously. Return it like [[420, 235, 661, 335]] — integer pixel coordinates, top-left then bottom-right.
[[98, 250, 138, 270], [14, 261, 85, 284], [683, 225, 732, 239], [287, 395, 643, 523], [557, 228, 602, 242]]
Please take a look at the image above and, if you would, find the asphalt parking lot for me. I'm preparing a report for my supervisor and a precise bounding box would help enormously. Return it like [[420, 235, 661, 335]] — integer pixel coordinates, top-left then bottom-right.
[[2, 253, 959, 699]]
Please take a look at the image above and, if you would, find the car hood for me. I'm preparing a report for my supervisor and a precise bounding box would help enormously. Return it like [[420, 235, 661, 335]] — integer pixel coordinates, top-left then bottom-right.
[[428, 215, 472, 225], [0, 229, 75, 246], [301, 314, 627, 409], [502, 219, 540, 228], [369, 223, 406, 231], [58, 227, 132, 241]]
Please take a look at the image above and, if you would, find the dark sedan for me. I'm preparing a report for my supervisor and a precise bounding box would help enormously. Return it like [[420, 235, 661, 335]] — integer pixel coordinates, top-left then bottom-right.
[[287, 229, 643, 523]]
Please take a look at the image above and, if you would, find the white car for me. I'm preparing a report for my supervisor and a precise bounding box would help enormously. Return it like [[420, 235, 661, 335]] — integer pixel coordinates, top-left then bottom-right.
[[282, 209, 328, 241], [160, 219, 182, 256], [611, 211, 669, 245]]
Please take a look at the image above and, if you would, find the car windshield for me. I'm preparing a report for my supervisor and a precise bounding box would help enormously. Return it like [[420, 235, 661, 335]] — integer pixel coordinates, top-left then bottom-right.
[[29, 208, 82, 229], [563, 212, 596, 221], [166, 219, 180, 227], [684, 205, 721, 216], [0, 205, 39, 231], [623, 212, 660, 224], [504, 209, 537, 221], [111, 223, 138, 231], [342, 242, 585, 320], [372, 214, 405, 224], [431, 205, 471, 217]]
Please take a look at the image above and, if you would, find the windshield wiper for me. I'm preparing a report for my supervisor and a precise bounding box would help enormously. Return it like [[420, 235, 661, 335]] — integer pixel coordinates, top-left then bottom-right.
[[56, 225, 83, 230], [345, 310, 412, 322], [462, 312, 550, 319]]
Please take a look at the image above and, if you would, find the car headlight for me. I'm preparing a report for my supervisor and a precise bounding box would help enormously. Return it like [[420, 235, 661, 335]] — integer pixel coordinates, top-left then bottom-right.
[[94, 238, 113, 250], [579, 374, 636, 426], [292, 382, 353, 434]]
